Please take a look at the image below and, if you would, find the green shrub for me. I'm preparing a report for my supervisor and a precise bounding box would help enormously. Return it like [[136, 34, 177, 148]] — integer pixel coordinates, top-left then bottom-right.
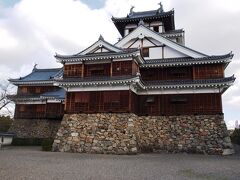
[[230, 128, 240, 145], [0, 116, 13, 132], [41, 138, 54, 151], [12, 138, 44, 146]]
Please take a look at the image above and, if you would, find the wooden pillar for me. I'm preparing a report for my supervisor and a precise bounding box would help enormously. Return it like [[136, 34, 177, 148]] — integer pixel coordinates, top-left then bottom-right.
[[131, 60, 134, 75], [64, 88, 68, 113], [162, 46, 164, 59], [128, 90, 132, 112], [81, 61, 84, 78], [221, 64, 224, 78], [110, 59, 113, 77], [192, 66, 195, 80], [45, 100, 47, 119]]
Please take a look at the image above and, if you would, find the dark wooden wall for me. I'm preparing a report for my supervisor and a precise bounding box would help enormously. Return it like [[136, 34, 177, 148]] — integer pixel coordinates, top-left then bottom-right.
[[136, 93, 222, 116], [84, 64, 111, 77], [64, 64, 82, 78], [63, 62, 224, 80], [132, 61, 139, 75], [66, 91, 130, 113], [112, 61, 133, 76], [15, 103, 64, 119], [65, 91, 222, 115], [63, 60, 138, 79], [194, 64, 224, 79], [141, 66, 192, 81], [140, 64, 225, 81], [18, 86, 59, 96]]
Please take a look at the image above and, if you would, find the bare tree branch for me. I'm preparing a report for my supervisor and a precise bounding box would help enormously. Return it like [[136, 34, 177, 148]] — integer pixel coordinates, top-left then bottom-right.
[[0, 83, 14, 114]]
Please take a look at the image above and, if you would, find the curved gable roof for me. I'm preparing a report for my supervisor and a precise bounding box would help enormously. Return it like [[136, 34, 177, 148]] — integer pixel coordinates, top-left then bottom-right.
[[115, 25, 207, 58]]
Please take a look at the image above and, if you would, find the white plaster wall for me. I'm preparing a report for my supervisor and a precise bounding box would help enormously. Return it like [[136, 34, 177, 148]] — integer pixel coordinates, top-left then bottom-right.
[[163, 46, 187, 58], [143, 38, 162, 47], [94, 48, 101, 53], [102, 48, 109, 52], [148, 47, 163, 59]]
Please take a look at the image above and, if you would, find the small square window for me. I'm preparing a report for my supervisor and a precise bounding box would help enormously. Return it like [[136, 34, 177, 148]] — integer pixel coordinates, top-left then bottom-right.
[[153, 26, 159, 32], [142, 48, 149, 57]]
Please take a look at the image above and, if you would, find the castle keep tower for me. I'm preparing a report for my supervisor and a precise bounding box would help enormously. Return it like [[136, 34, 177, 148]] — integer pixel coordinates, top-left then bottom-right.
[[9, 4, 235, 154]]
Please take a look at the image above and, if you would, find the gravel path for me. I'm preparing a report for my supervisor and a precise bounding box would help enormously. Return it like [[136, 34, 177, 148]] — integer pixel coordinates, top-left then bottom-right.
[[0, 146, 240, 180]]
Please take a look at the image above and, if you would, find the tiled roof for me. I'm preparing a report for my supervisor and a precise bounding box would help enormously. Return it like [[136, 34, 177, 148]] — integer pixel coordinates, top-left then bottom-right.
[[161, 29, 184, 35], [112, 10, 174, 22], [76, 36, 123, 55], [9, 88, 65, 101], [0, 132, 15, 137], [112, 9, 175, 37], [58, 75, 137, 83], [160, 29, 184, 38], [144, 76, 235, 87], [141, 53, 233, 68], [9, 68, 63, 84], [41, 88, 65, 99], [115, 24, 207, 58], [55, 48, 138, 59]]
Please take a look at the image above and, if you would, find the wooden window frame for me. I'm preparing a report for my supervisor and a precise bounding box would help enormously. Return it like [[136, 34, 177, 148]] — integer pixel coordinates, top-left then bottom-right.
[[142, 48, 149, 57], [153, 26, 159, 32]]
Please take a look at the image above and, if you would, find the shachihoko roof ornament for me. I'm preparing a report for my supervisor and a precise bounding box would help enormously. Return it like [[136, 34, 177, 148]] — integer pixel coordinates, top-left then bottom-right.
[[158, 2, 164, 13]]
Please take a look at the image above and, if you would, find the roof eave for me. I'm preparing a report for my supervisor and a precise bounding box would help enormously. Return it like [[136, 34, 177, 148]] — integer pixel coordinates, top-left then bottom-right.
[[144, 76, 235, 91], [9, 81, 55, 86]]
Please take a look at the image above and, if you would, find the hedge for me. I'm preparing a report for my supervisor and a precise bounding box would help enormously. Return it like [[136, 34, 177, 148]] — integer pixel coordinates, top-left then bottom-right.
[[12, 138, 44, 146], [41, 138, 54, 151], [230, 128, 240, 145]]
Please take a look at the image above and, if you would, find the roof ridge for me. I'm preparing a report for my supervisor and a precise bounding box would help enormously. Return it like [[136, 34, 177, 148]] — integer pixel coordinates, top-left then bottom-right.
[[33, 67, 62, 71], [77, 37, 123, 55], [131, 9, 158, 14], [56, 48, 139, 59], [112, 9, 174, 20]]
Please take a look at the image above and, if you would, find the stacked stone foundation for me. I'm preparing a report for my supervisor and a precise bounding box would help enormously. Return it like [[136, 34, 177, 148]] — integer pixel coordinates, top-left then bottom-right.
[[52, 113, 233, 155], [9, 119, 61, 138]]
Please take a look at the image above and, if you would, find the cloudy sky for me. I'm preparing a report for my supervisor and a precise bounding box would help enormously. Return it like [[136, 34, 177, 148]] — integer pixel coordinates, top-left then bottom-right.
[[0, 0, 239, 129]]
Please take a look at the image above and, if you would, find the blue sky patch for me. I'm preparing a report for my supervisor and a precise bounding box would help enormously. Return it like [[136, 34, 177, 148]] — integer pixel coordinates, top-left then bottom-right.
[[0, 0, 21, 7], [80, 0, 106, 9]]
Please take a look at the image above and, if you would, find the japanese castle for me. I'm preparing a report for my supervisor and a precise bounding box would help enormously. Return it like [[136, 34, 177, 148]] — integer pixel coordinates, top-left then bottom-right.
[[9, 4, 235, 155]]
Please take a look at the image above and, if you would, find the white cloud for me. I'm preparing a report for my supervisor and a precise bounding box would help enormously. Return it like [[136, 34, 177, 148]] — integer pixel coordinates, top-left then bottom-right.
[[0, 28, 18, 48], [0, 0, 120, 70]]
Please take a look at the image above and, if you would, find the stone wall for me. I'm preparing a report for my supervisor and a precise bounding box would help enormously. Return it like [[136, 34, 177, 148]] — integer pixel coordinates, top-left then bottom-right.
[[135, 115, 232, 154], [52, 114, 138, 154], [9, 119, 61, 138], [52, 113, 233, 155]]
